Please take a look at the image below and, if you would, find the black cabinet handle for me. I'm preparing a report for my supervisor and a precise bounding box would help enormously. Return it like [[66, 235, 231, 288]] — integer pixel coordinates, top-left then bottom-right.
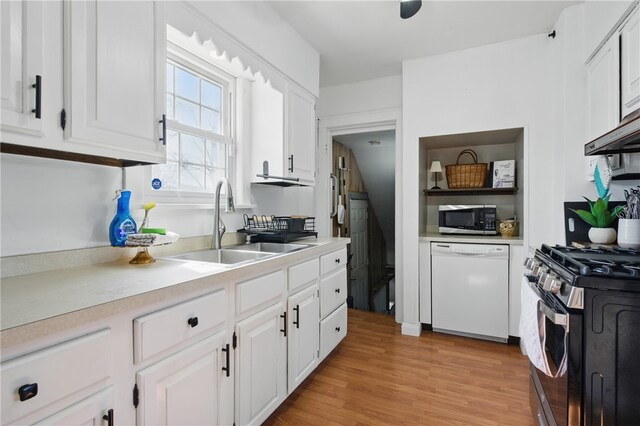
[[31, 75, 41, 119], [280, 312, 287, 337], [293, 305, 300, 329], [335, 326, 341, 332], [335, 258, 341, 264], [159, 114, 166, 145], [221, 344, 230, 377], [187, 317, 199, 328], [288, 155, 294, 173], [18, 383, 38, 401], [102, 408, 114, 426], [335, 288, 341, 294]]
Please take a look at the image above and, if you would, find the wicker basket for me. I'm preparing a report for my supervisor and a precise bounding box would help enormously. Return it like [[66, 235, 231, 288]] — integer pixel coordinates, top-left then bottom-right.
[[445, 149, 487, 188]]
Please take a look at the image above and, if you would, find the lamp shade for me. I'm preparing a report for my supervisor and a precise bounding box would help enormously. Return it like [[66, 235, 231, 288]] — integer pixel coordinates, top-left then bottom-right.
[[430, 161, 442, 173]]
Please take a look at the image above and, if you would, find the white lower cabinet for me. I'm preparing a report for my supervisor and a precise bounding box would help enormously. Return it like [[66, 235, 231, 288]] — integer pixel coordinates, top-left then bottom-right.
[[320, 302, 347, 359], [35, 387, 114, 426], [287, 284, 320, 393], [136, 331, 232, 426], [0, 329, 112, 425], [235, 301, 287, 426]]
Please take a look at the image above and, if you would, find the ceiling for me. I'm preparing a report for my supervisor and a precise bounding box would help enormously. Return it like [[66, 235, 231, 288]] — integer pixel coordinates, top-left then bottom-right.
[[269, 1, 581, 87], [334, 130, 396, 252]]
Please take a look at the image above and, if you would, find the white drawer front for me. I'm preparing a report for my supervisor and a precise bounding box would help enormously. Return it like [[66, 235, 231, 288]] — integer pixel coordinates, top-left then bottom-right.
[[288, 258, 319, 292], [320, 303, 347, 359], [319, 267, 347, 318], [236, 270, 285, 316], [1, 329, 111, 425], [320, 248, 347, 276], [134, 289, 227, 363]]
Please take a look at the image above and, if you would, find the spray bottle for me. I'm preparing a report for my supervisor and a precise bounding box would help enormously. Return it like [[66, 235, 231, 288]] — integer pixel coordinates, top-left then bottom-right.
[[109, 190, 137, 246]]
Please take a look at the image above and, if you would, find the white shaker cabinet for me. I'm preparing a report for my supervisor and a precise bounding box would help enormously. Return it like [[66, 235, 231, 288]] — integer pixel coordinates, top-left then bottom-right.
[[287, 284, 320, 393], [135, 332, 232, 426], [0, 0, 44, 138], [63, 0, 166, 164], [35, 387, 114, 426], [620, 7, 640, 118], [587, 34, 620, 141], [235, 301, 287, 426], [285, 83, 316, 185]]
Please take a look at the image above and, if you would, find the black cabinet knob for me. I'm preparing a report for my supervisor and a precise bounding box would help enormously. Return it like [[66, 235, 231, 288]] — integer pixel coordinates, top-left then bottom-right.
[[335, 258, 341, 264], [335, 326, 341, 332], [103, 408, 114, 426], [335, 288, 340, 294], [187, 317, 199, 328], [18, 383, 38, 401]]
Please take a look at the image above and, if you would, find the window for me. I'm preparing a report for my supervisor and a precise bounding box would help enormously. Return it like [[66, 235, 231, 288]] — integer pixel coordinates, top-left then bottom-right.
[[151, 47, 234, 196]]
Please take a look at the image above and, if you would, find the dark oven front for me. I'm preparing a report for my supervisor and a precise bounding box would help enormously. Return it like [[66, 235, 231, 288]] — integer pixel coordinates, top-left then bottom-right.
[[529, 294, 582, 426]]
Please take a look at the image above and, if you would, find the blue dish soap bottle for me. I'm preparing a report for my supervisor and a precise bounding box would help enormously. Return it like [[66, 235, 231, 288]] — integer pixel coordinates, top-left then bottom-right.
[[109, 190, 137, 246]]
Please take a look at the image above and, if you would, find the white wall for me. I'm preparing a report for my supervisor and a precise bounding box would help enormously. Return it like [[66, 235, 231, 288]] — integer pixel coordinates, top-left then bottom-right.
[[318, 75, 402, 117], [402, 34, 562, 332]]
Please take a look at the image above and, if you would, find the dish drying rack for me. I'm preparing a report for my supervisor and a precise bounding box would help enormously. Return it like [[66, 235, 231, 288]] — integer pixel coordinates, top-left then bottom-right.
[[237, 214, 317, 243]]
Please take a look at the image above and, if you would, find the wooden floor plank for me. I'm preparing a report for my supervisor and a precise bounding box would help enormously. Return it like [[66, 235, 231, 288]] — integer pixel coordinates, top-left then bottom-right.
[[264, 309, 534, 426]]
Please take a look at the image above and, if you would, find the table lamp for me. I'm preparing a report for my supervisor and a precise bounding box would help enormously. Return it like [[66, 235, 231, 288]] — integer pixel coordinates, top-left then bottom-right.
[[430, 161, 442, 189]]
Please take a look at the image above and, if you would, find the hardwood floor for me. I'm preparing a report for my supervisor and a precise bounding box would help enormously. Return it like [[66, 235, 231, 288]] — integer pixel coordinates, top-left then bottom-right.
[[264, 309, 534, 426]]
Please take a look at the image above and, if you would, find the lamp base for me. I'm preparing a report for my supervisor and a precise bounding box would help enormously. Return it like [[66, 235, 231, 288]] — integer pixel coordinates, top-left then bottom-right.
[[431, 186, 441, 190]]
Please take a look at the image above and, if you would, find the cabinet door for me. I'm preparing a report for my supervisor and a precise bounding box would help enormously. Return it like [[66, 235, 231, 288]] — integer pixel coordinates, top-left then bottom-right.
[[136, 331, 232, 426], [286, 84, 316, 184], [64, 0, 166, 163], [35, 387, 113, 426], [587, 35, 620, 141], [621, 7, 640, 118], [287, 284, 319, 393], [0, 0, 43, 137], [418, 242, 431, 324], [236, 301, 287, 426]]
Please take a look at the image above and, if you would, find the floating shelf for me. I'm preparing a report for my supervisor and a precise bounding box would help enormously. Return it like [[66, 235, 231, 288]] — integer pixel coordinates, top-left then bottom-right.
[[424, 187, 517, 196]]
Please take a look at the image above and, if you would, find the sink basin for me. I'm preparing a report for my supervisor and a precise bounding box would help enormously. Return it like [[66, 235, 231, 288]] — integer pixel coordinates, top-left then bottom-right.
[[225, 242, 310, 254], [170, 249, 273, 266]]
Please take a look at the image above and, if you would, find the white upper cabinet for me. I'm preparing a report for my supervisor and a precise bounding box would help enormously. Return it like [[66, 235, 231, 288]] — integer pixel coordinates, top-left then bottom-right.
[[285, 83, 316, 184], [587, 35, 620, 140], [0, 1, 44, 138], [63, 0, 166, 163], [620, 7, 640, 118]]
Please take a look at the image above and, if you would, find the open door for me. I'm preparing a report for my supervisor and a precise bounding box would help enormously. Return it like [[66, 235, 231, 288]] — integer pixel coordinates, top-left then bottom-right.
[[349, 197, 369, 310]]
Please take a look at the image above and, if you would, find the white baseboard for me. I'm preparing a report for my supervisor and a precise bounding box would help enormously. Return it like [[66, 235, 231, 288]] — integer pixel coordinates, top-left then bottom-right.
[[401, 322, 421, 337]]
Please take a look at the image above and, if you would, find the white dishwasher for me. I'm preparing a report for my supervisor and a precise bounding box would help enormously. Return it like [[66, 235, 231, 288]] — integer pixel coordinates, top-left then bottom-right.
[[431, 242, 509, 342]]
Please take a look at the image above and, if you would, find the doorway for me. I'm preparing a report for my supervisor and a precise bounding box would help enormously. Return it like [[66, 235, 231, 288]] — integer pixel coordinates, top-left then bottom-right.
[[331, 130, 395, 315]]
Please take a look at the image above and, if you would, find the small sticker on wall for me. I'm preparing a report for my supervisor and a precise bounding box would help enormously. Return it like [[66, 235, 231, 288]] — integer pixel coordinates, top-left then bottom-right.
[[151, 178, 162, 190]]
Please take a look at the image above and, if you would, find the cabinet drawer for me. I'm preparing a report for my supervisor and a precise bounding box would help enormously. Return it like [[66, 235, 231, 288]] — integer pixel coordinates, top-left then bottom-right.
[[320, 302, 347, 359], [134, 289, 226, 363], [288, 258, 319, 292], [236, 270, 285, 317], [1, 329, 111, 425], [319, 267, 347, 318], [320, 248, 347, 276]]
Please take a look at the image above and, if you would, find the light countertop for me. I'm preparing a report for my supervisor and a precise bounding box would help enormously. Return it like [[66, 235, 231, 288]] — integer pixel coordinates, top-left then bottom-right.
[[0, 238, 349, 348], [420, 232, 524, 245]]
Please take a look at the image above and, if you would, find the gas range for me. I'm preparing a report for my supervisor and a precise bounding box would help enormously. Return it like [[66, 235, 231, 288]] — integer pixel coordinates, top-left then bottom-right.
[[528, 245, 640, 309], [524, 244, 640, 426]]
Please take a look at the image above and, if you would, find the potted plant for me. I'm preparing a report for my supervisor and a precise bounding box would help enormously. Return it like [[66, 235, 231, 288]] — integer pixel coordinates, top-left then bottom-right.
[[571, 194, 624, 244]]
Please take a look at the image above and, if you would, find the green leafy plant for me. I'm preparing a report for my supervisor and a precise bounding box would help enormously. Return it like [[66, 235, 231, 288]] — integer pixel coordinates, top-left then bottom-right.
[[571, 194, 624, 228]]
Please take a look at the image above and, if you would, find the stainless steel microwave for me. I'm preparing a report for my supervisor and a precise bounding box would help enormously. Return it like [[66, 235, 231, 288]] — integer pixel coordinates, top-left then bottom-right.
[[438, 205, 498, 235]]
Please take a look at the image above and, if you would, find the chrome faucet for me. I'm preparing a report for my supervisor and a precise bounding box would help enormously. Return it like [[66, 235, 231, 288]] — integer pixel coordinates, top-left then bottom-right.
[[212, 178, 235, 249]]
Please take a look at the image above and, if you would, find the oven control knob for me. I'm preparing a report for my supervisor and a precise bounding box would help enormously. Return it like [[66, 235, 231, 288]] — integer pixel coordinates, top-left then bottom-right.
[[548, 277, 562, 294], [523, 258, 539, 270], [531, 264, 548, 277]]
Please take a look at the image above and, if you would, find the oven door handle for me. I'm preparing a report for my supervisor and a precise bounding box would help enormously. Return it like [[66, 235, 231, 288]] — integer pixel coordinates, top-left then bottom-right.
[[539, 301, 569, 329]]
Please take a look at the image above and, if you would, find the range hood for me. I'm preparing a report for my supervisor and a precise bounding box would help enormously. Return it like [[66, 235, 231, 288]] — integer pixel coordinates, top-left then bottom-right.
[[585, 109, 640, 155]]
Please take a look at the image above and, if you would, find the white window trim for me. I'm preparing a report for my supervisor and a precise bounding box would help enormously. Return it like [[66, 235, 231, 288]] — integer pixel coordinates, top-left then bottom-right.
[[145, 42, 238, 203]]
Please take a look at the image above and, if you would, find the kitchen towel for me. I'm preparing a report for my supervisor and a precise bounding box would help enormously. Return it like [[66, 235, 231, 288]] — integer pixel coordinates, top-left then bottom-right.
[[126, 231, 179, 247], [519, 278, 553, 376]]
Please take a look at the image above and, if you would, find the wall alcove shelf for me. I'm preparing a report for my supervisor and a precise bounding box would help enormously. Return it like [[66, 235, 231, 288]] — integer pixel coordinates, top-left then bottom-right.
[[424, 187, 518, 196]]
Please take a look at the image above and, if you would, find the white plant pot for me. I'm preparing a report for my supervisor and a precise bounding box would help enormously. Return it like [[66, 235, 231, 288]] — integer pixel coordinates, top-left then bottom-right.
[[617, 219, 640, 249], [588, 227, 617, 244]]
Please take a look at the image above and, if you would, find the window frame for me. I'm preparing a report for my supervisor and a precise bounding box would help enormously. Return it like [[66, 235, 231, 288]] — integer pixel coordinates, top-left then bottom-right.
[[148, 41, 237, 201]]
